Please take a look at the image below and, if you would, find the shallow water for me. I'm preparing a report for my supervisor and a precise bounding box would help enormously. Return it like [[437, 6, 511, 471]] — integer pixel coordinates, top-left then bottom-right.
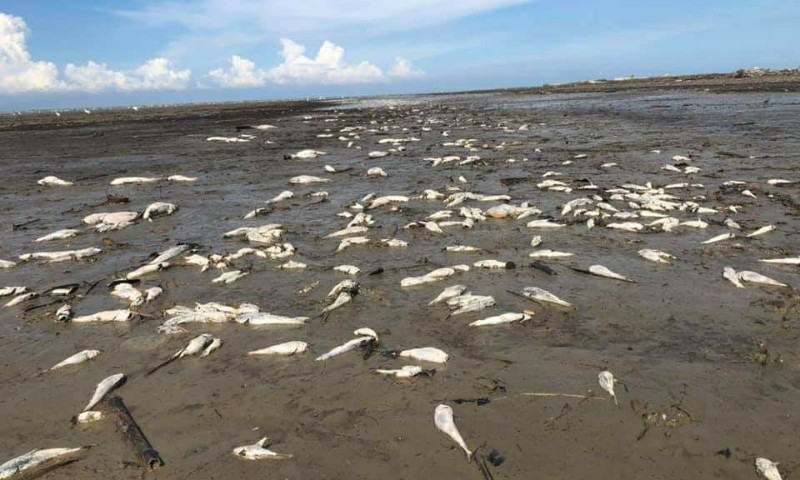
[[1, 91, 799, 479]]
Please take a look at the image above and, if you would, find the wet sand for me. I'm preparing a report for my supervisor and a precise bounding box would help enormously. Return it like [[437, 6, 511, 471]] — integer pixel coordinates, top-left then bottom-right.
[[1, 85, 800, 479]]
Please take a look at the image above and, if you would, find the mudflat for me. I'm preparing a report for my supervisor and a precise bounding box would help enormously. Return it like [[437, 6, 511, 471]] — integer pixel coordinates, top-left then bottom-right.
[[1, 81, 799, 479]]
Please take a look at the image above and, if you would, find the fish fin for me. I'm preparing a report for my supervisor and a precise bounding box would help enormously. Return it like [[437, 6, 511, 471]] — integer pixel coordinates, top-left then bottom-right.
[[256, 437, 269, 447]]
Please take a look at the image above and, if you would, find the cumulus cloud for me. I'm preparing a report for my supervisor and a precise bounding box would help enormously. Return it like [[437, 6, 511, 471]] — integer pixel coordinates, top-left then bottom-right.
[[0, 13, 63, 93], [389, 57, 425, 79], [207, 39, 422, 88], [0, 12, 191, 95]]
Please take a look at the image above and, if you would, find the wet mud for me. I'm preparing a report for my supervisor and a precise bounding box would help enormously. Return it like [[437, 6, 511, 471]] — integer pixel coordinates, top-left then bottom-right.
[[1, 89, 799, 479]]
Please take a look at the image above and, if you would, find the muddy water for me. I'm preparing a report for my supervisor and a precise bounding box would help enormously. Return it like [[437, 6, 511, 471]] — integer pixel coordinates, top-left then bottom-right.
[[1, 91, 799, 479]]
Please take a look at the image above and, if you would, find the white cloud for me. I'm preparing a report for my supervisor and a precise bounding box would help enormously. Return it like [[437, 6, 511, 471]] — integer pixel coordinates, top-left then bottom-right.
[[207, 39, 400, 88], [208, 55, 266, 88], [0, 13, 63, 94], [0, 12, 191, 95], [389, 57, 424, 79]]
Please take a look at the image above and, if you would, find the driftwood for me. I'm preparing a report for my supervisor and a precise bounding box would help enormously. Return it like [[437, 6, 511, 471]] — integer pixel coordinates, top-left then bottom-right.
[[104, 396, 164, 469]]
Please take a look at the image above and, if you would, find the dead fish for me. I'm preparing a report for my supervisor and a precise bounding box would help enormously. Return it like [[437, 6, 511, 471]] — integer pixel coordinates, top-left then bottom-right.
[[73, 411, 104, 424], [142, 202, 177, 220], [232, 437, 293, 460], [367, 167, 388, 177], [110, 176, 161, 185], [72, 309, 133, 323], [315, 329, 378, 361], [445, 245, 481, 252], [235, 312, 308, 325], [724, 218, 741, 230], [4, 292, 38, 308], [738, 270, 788, 288], [149, 244, 191, 264], [43, 349, 100, 374], [469, 311, 533, 327], [527, 219, 566, 228], [289, 175, 329, 184], [399, 347, 449, 364], [401, 266, 468, 287], [0, 446, 91, 480], [447, 294, 496, 315], [111, 283, 144, 307], [598, 370, 618, 405], [325, 226, 369, 238], [0, 286, 28, 297], [473, 259, 515, 269], [127, 262, 169, 279], [528, 249, 573, 259], [747, 225, 775, 238], [373, 365, 433, 378], [337, 236, 370, 252], [35, 229, 80, 242], [606, 222, 644, 232], [755, 457, 783, 480], [167, 175, 197, 182], [530, 235, 543, 247], [519, 286, 572, 308], [759, 257, 800, 265], [429, 285, 467, 305], [19, 247, 102, 263], [723, 267, 745, 288], [742, 189, 757, 199], [702, 232, 735, 244], [83, 373, 126, 411], [199, 337, 222, 357], [248, 341, 308, 356], [434, 405, 472, 460], [638, 249, 675, 264], [212, 270, 248, 284], [586, 265, 634, 282], [37, 175, 74, 186], [0, 259, 16, 269], [286, 149, 325, 159], [55, 304, 72, 322], [333, 265, 360, 275], [83, 211, 138, 232]]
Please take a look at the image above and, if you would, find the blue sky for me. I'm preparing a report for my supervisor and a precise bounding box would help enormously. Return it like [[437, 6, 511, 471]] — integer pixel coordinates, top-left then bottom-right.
[[1, 0, 798, 110]]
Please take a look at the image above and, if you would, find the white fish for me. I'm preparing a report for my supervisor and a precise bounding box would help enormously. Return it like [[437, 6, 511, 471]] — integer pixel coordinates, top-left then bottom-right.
[[35, 229, 80, 242], [723, 267, 745, 288], [588, 265, 633, 282], [606, 222, 644, 232], [381, 238, 408, 248], [527, 219, 566, 228], [322, 292, 354, 314], [72, 309, 133, 323], [373, 365, 426, 378], [755, 457, 783, 480], [148, 245, 191, 265], [111, 283, 144, 307], [738, 271, 788, 288], [367, 167, 388, 177], [445, 245, 481, 252], [429, 285, 467, 305], [759, 257, 800, 265], [528, 249, 573, 259], [0, 286, 27, 297], [747, 225, 775, 238], [0, 259, 16, 269], [212, 270, 248, 284], [232, 437, 293, 460], [236, 312, 308, 325], [723, 218, 741, 230], [173, 334, 215, 360], [83, 373, 126, 411], [74, 411, 105, 424], [144, 287, 163, 303], [126, 262, 169, 279], [207, 136, 249, 143], [56, 304, 72, 322], [399, 347, 449, 364], [447, 294, 496, 315], [184, 254, 211, 271], [680, 219, 708, 229], [327, 279, 359, 299], [638, 249, 675, 264], [167, 175, 197, 182], [473, 259, 515, 269], [530, 235, 543, 247], [702, 232, 735, 245], [469, 311, 533, 326], [337, 236, 370, 252], [19, 247, 102, 263], [742, 189, 757, 199], [4, 291, 38, 308], [248, 341, 308, 356], [110, 177, 161, 185], [37, 175, 73, 186], [142, 202, 177, 220], [200, 337, 223, 357], [325, 226, 369, 238], [315, 335, 376, 362], [368, 195, 409, 209], [288, 149, 325, 159], [289, 175, 329, 184], [280, 260, 307, 270], [45, 350, 100, 373], [520, 286, 572, 308], [267, 190, 294, 204], [434, 405, 472, 460], [0, 447, 90, 479], [334, 265, 360, 275], [598, 370, 617, 405]]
